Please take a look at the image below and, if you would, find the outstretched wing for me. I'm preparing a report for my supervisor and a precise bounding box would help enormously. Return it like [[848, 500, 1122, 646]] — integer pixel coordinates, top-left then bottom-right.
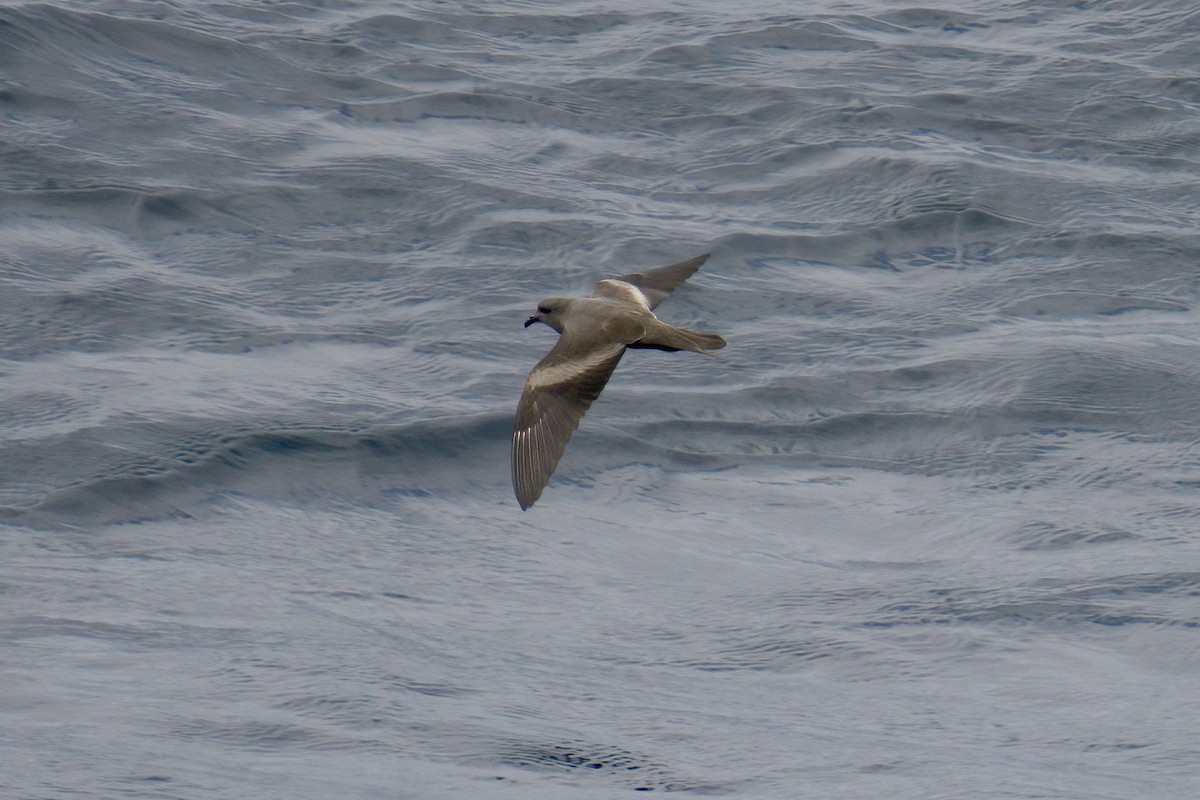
[[512, 333, 627, 510], [593, 253, 710, 310]]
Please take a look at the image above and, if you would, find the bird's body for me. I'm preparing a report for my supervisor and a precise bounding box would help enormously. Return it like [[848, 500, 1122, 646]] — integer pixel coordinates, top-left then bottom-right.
[[512, 254, 725, 509]]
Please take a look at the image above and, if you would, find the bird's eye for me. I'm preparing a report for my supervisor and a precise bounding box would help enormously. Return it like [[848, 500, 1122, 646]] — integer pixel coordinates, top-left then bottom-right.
[[537, 306, 551, 314]]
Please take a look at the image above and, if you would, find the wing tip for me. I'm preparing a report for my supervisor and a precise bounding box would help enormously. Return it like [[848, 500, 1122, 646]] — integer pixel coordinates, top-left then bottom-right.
[[512, 428, 546, 510], [514, 479, 542, 510]]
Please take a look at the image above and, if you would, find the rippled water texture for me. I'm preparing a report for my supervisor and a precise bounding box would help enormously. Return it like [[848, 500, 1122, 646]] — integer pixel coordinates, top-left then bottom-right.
[[2, 1, 1199, 798]]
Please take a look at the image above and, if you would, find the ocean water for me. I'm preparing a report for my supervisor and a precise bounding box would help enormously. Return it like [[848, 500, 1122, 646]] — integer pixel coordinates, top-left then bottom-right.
[[2, 0, 1199, 797]]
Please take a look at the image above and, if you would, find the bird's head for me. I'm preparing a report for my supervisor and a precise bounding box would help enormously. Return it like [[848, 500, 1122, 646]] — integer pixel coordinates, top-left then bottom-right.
[[525, 297, 570, 333]]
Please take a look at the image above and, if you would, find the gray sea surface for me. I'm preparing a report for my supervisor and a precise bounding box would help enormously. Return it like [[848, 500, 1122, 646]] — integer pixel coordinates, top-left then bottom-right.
[[3, 1, 1199, 797]]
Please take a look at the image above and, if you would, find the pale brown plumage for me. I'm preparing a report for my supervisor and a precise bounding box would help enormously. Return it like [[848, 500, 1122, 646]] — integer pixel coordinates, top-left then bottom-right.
[[513, 254, 725, 509]]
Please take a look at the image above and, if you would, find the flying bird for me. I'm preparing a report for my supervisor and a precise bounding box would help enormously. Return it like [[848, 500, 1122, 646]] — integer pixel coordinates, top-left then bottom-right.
[[512, 253, 725, 509]]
